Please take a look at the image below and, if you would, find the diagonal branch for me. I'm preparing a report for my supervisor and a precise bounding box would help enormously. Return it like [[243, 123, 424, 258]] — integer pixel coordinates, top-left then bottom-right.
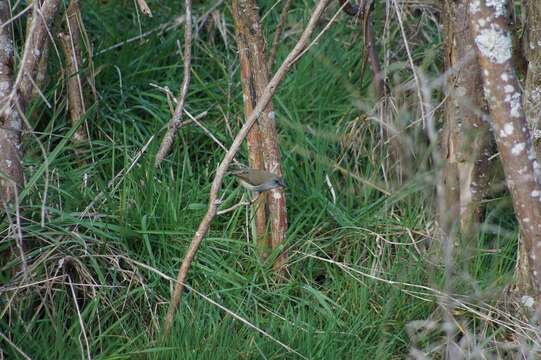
[[154, 0, 192, 167], [162, 0, 332, 337]]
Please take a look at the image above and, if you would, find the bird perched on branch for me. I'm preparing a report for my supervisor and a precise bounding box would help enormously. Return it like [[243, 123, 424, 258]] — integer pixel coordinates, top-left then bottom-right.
[[230, 168, 285, 192]]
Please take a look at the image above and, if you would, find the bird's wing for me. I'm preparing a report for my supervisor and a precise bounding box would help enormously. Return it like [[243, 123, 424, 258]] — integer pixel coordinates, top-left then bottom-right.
[[231, 169, 254, 184], [231, 169, 270, 185]]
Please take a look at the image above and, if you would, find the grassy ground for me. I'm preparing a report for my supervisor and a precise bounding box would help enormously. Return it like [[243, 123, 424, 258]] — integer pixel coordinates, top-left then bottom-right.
[[0, 1, 525, 358]]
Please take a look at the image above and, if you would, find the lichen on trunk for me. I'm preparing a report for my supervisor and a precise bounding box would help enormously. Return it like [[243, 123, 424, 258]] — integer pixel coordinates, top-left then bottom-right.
[[439, 0, 493, 246], [469, 0, 541, 301]]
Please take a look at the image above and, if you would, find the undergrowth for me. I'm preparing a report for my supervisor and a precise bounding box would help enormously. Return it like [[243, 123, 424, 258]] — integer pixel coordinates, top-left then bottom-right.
[[0, 1, 531, 359]]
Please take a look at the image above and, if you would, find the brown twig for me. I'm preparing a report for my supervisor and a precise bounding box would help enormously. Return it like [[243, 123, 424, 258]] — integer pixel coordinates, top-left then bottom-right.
[[136, 0, 153, 17], [0, 330, 31, 360], [154, 0, 192, 167], [339, 0, 385, 98], [96, 16, 186, 56], [216, 194, 258, 215], [363, 5, 385, 98], [267, 0, 293, 71], [59, 0, 87, 152], [337, 0, 363, 16], [162, 0, 332, 337], [340, 1, 406, 184], [391, 0, 428, 127]]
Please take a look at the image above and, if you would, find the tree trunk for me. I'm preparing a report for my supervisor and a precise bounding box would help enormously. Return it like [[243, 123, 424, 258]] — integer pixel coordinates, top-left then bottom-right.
[[440, 0, 493, 244], [524, 0, 541, 141], [231, 0, 288, 270], [232, 0, 269, 258], [0, 2, 23, 207], [440, 4, 461, 240], [469, 0, 541, 299], [26, 0, 50, 99], [0, 0, 60, 269], [519, 0, 541, 292]]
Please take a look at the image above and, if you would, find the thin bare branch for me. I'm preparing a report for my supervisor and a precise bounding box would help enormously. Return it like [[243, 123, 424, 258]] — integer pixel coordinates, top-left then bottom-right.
[[162, 0, 333, 337], [136, 0, 153, 17], [124, 256, 306, 358], [154, 0, 192, 167], [391, 0, 428, 127], [59, 0, 87, 152], [267, 0, 293, 71], [0, 330, 31, 360]]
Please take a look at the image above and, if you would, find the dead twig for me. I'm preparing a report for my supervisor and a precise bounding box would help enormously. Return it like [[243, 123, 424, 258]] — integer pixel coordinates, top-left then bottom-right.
[[68, 275, 92, 360], [0, 330, 31, 360], [59, 0, 87, 152], [154, 0, 193, 167], [125, 256, 306, 358], [162, 0, 333, 337], [26, 0, 50, 101], [363, 3, 386, 98], [96, 16, 185, 56], [216, 194, 258, 215], [136, 0, 152, 17], [267, 0, 293, 71], [391, 0, 428, 127]]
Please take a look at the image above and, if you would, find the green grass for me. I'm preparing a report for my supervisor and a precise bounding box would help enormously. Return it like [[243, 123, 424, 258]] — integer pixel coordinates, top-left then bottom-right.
[[0, 1, 526, 359]]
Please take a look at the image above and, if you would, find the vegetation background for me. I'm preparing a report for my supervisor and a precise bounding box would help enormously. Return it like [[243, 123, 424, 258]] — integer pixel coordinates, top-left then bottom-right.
[[0, 0, 529, 358]]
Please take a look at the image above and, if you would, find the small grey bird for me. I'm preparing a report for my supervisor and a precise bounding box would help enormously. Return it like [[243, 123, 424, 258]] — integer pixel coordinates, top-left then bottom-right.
[[230, 168, 285, 192]]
